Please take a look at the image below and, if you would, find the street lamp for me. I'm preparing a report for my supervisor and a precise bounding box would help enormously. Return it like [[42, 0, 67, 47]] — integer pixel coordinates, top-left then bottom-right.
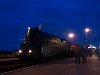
[[67, 33, 75, 43], [67, 32, 79, 44], [85, 28, 90, 42], [27, 27, 31, 36], [68, 32, 78, 43], [84, 28, 90, 48], [68, 33, 75, 39]]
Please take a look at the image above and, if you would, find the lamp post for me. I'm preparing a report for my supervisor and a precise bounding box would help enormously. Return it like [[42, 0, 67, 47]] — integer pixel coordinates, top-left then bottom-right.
[[85, 28, 90, 42], [84, 28, 90, 48]]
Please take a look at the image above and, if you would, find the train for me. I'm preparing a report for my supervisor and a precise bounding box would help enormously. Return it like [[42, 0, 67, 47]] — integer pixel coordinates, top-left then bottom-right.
[[18, 27, 79, 62]]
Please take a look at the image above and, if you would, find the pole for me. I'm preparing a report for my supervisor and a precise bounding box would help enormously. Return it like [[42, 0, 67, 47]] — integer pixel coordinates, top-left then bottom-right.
[[86, 32, 88, 48], [86, 32, 87, 42]]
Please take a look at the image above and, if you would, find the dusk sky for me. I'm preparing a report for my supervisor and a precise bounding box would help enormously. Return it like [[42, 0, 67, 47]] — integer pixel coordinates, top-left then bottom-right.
[[0, 0, 100, 50]]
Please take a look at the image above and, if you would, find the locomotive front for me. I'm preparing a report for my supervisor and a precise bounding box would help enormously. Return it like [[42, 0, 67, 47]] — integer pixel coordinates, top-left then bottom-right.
[[18, 42, 33, 60]]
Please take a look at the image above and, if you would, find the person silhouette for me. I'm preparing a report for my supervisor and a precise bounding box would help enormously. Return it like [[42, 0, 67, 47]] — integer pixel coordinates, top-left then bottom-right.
[[81, 47, 88, 64], [74, 47, 81, 64]]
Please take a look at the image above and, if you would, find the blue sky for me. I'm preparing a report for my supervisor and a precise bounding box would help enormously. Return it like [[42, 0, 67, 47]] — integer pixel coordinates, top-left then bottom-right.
[[0, 0, 100, 50]]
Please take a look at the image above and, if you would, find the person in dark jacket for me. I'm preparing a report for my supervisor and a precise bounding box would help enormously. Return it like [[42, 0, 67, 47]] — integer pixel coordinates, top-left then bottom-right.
[[81, 47, 88, 64], [75, 47, 81, 64]]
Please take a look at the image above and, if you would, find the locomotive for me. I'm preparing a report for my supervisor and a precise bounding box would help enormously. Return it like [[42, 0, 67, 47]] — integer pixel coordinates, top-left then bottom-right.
[[18, 27, 75, 62]]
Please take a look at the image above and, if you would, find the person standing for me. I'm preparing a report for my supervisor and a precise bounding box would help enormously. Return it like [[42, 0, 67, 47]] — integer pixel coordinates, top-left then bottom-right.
[[74, 47, 81, 64], [81, 47, 88, 64]]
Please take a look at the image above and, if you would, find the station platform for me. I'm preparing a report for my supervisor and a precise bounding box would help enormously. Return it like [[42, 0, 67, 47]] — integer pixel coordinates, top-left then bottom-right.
[[1, 55, 100, 75]]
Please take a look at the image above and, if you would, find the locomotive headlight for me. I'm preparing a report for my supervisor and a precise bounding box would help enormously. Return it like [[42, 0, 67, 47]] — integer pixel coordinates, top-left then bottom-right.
[[29, 50, 32, 53], [19, 50, 22, 54]]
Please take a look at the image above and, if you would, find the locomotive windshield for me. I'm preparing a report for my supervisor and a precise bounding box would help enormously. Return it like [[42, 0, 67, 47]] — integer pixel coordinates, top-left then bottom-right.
[[20, 42, 29, 50]]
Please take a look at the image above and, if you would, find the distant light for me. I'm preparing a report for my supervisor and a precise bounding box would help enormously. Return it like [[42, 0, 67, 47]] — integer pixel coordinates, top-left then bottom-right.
[[19, 50, 22, 53], [85, 28, 90, 33], [68, 33, 75, 38], [63, 40, 65, 43], [27, 27, 31, 36], [88, 45, 96, 49], [90, 45, 92, 47], [29, 50, 32, 53], [92, 46, 96, 49], [28, 27, 30, 30]]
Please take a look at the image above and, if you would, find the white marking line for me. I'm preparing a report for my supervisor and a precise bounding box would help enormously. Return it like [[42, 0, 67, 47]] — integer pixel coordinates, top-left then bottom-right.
[[1, 65, 39, 75]]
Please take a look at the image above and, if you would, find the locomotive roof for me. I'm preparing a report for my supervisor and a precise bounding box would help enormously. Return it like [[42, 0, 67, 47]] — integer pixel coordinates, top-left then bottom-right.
[[31, 27, 60, 38], [25, 27, 63, 42]]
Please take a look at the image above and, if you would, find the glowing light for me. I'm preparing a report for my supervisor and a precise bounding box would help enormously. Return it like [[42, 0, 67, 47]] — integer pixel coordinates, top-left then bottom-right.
[[28, 27, 30, 30], [27, 27, 31, 36], [68, 33, 75, 38], [85, 28, 90, 33], [29, 50, 32, 53], [88, 45, 96, 49], [19, 50, 22, 53], [63, 40, 66, 43]]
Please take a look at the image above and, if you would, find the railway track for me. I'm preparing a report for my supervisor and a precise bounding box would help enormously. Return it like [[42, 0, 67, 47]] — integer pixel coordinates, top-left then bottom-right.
[[0, 56, 69, 74], [0, 59, 35, 73]]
